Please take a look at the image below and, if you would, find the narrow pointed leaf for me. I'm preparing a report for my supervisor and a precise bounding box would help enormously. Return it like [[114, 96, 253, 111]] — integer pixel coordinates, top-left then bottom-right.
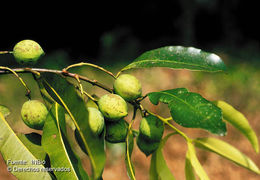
[[154, 133, 176, 180], [213, 100, 259, 153], [40, 72, 105, 179], [186, 142, 210, 180], [185, 156, 196, 180], [149, 154, 159, 180], [125, 131, 135, 180], [0, 112, 52, 180], [120, 46, 226, 73], [35, 76, 55, 110], [194, 137, 260, 174], [148, 88, 226, 135], [42, 103, 89, 180], [17, 133, 46, 161]]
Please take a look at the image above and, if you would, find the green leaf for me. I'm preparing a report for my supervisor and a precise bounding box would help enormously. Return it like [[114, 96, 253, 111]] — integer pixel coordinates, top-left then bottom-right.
[[150, 133, 176, 180], [148, 88, 226, 135], [119, 46, 226, 73], [40, 72, 106, 179], [186, 142, 210, 180], [0, 105, 11, 118], [194, 137, 260, 174], [74, 129, 88, 155], [185, 155, 196, 180], [213, 100, 259, 153], [17, 133, 46, 161], [0, 112, 52, 180], [125, 131, 135, 180], [149, 154, 159, 180], [42, 103, 89, 180], [34, 75, 55, 110]]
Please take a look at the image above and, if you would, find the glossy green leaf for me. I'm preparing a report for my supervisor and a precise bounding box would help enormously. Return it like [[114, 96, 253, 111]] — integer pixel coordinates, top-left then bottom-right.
[[125, 131, 135, 180], [148, 88, 226, 135], [194, 137, 260, 174], [40, 72, 105, 179], [42, 103, 89, 180], [186, 142, 210, 180], [17, 133, 46, 161], [0, 112, 52, 180], [213, 100, 259, 153], [0, 104, 10, 118], [150, 133, 176, 180], [119, 46, 226, 73]]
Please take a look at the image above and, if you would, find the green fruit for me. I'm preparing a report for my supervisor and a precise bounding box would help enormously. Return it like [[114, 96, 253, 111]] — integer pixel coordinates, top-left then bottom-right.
[[139, 115, 164, 142], [137, 134, 160, 156], [71, 107, 105, 155], [21, 100, 48, 130], [105, 119, 128, 143], [113, 74, 142, 101], [13, 39, 44, 65], [98, 94, 128, 121], [87, 107, 104, 135]]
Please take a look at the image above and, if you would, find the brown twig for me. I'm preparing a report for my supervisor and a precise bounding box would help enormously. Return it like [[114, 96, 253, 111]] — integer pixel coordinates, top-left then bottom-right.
[[0, 51, 12, 54], [0, 67, 113, 93]]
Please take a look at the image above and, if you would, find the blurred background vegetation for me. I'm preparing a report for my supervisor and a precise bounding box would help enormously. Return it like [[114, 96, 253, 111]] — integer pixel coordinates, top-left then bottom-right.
[[1, 0, 260, 179]]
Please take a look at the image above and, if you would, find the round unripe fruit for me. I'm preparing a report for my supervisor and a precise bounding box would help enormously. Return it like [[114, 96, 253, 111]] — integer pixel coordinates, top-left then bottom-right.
[[13, 39, 44, 65], [87, 107, 104, 135], [137, 134, 160, 156], [98, 94, 128, 121], [139, 115, 164, 142], [113, 74, 142, 101], [21, 100, 48, 130], [105, 119, 128, 143]]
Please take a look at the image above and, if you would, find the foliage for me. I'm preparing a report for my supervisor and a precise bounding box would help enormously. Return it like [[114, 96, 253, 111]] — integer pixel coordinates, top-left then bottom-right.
[[0, 42, 259, 180]]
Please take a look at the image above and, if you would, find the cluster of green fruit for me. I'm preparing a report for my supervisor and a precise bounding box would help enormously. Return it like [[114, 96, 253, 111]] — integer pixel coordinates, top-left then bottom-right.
[[96, 75, 164, 155], [16, 39, 164, 155]]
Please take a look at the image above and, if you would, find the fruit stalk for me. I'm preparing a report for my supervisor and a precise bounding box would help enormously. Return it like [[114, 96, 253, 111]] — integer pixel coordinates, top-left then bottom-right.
[[0, 66, 31, 98], [125, 107, 138, 180], [64, 62, 116, 79]]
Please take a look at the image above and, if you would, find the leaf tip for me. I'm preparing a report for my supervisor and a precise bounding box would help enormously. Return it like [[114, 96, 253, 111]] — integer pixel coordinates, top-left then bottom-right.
[[254, 144, 259, 154]]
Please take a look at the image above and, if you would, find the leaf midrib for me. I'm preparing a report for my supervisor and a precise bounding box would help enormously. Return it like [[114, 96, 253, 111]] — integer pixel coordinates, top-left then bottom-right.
[[156, 91, 197, 114], [54, 103, 78, 178], [0, 112, 51, 179], [123, 59, 219, 71], [43, 79, 96, 171], [154, 91, 213, 122]]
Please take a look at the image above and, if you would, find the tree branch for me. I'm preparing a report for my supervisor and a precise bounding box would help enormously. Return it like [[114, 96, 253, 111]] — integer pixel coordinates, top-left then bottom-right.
[[0, 67, 113, 93]]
